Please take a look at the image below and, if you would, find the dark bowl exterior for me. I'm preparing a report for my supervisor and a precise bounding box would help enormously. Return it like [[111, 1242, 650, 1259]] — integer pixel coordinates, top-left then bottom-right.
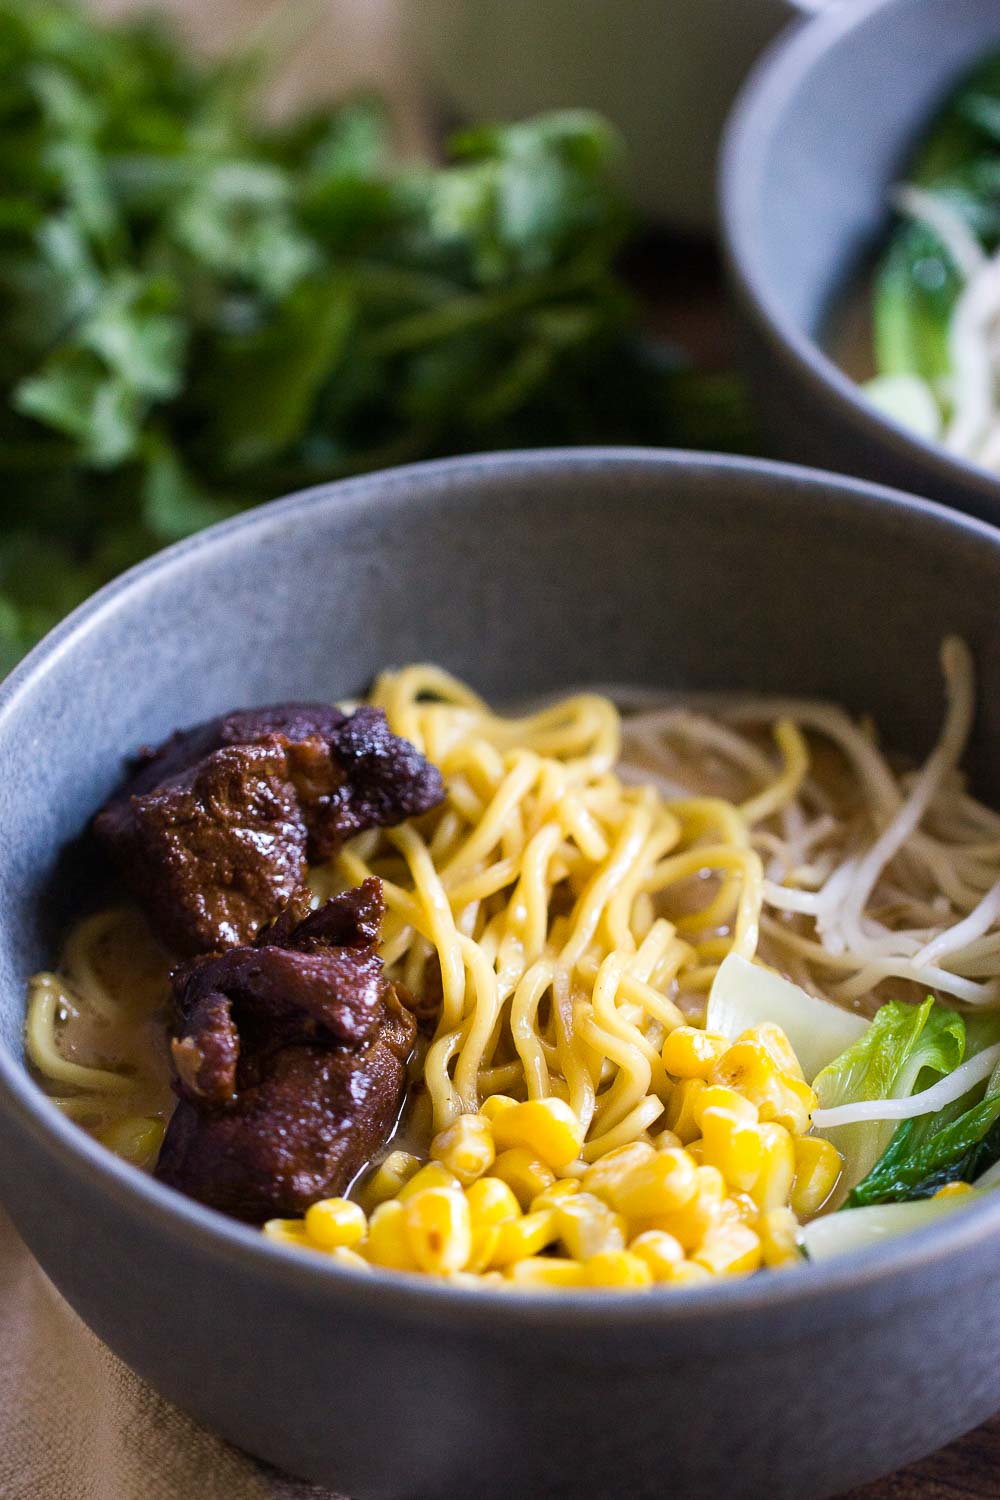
[[3, 451, 1000, 1498], [721, 0, 1000, 527]]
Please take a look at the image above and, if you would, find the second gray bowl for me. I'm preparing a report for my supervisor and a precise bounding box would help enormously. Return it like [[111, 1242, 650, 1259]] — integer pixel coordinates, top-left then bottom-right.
[[2, 450, 1000, 1498], [721, 0, 1000, 526]]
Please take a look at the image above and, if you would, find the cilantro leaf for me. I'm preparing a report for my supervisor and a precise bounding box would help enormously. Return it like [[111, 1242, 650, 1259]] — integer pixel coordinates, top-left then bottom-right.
[[0, 0, 754, 671]]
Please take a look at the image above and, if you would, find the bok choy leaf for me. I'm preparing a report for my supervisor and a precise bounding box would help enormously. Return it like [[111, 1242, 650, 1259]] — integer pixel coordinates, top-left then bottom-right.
[[845, 1013, 1000, 1206], [811, 999, 966, 1193]]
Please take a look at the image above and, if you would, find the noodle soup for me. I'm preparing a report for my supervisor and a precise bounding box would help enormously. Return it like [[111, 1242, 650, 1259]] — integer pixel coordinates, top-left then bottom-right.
[[26, 642, 1000, 1287], [830, 50, 1000, 471]]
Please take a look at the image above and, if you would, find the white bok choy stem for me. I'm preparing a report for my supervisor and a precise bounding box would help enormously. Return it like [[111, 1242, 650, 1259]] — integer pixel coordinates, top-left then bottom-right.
[[706, 954, 868, 1084], [800, 1190, 980, 1262]]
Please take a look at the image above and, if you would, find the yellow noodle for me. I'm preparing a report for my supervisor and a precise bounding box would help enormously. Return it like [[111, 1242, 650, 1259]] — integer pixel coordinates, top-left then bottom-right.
[[32, 650, 1000, 1206], [452, 933, 504, 1109], [670, 797, 750, 848], [740, 720, 810, 826], [576, 1005, 653, 1139], [24, 670, 777, 1167], [645, 844, 763, 955], [60, 911, 128, 1021], [38, 672, 768, 1159], [580, 1095, 667, 1161], [25, 976, 135, 1094]]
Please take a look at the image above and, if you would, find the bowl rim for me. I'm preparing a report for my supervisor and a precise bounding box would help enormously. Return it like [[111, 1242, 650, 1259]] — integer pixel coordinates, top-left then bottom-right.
[[719, 0, 1000, 510], [4, 444, 1000, 1332]]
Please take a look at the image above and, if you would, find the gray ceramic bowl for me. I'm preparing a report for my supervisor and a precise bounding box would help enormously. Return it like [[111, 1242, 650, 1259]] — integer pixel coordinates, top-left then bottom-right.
[[3, 450, 1000, 1500], [721, 0, 1000, 526]]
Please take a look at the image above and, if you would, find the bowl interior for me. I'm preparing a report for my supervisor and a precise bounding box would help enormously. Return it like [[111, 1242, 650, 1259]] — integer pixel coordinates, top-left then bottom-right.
[[3, 450, 1000, 1075]]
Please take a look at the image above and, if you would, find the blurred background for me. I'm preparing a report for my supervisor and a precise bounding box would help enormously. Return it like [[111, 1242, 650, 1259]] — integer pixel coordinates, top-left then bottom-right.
[[92, 0, 423, 147], [92, 0, 809, 228], [14, 4, 1000, 664], [5, 0, 796, 674]]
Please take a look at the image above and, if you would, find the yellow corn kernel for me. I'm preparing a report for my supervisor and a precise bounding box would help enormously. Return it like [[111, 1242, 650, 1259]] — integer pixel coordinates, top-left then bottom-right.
[[643, 1164, 727, 1252], [96, 1115, 165, 1168], [692, 1221, 762, 1277], [480, 1094, 519, 1122], [491, 1097, 584, 1170], [693, 1084, 759, 1127], [747, 1022, 806, 1080], [506, 1256, 587, 1289], [554, 1193, 627, 1259], [699, 1108, 764, 1193], [466, 1223, 501, 1273], [791, 1136, 843, 1217], [759, 1206, 802, 1269], [650, 1128, 683, 1152], [365, 1199, 418, 1270], [686, 1140, 704, 1164], [581, 1141, 656, 1205], [403, 1186, 472, 1275], [584, 1249, 653, 1289], [489, 1209, 558, 1267], [711, 1039, 814, 1134], [768, 1074, 815, 1135], [661, 1026, 730, 1080], [751, 1122, 796, 1211], [729, 1192, 760, 1228], [465, 1175, 522, 1227], [668, 1259, 713, 1287], [262, 1218, 310, 1250], [430, 1113, 495, 1185], [359, 1149, 423, 1209], [934, 1180, 974, 1199], [710, 1038, 773, 1095], [304, 1197, 367, 1250], [329, 1246, 372, 1273], [396, 1161, 460, 1202], [629, 1229, 684, 1281], [612, 1147, 699, 1220], [530, 1178, 581, 1213], [662, 1077, 708, 1143], [448, 1271, 506, 1289], [492, 1147, 556, 1209]]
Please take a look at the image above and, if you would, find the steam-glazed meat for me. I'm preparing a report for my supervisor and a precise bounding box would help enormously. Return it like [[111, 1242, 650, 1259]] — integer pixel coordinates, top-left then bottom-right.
[[156, 879, 417, 1221], [157, 1023, 414, 1221], [308, 707, 445, 857], [169, 879, 389, 1100], [95, 737, 324, 958], [94, 702, 443, 955], [98, 704, 351, 801]]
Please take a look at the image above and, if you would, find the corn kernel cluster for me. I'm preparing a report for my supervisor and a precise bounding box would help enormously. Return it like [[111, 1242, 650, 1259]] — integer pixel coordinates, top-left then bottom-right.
[[263, 1024, 843, 1291]]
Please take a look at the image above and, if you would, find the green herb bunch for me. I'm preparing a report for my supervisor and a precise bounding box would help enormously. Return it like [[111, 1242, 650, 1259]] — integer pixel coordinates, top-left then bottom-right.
[[0, 0, 751, 672]]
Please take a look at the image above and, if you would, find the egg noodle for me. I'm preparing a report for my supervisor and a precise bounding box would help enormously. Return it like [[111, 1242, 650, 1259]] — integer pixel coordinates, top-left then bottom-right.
[[25, 638, 1000, 1175]]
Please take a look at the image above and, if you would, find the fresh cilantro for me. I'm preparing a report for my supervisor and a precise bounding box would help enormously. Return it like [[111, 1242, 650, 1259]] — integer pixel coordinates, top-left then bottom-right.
[[0, 0, 753, 670]]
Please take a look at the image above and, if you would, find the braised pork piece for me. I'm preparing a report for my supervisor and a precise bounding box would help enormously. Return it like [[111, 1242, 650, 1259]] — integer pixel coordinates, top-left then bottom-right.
[[95, 703, 444, 955], [91, 702, 443, 1222], [156, 879, 417, 1222]]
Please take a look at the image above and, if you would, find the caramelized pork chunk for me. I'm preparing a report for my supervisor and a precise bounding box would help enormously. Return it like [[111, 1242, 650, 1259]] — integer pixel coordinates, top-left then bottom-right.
[[94, 703, 443, 955], [155, 879, 417, 1222]]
